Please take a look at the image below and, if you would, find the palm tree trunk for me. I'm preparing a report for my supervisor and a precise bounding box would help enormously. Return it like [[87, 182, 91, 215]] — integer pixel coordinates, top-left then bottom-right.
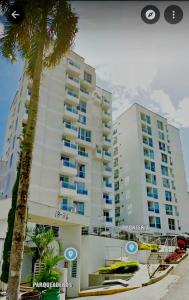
[[7, 42, 44, 300]]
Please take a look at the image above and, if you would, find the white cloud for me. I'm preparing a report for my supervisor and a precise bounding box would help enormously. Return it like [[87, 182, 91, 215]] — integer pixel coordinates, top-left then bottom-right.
[[150, 90, 189, 128]]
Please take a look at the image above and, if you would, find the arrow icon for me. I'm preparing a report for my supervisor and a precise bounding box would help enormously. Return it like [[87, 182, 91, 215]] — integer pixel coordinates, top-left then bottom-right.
[[11, 11, 20, 19]]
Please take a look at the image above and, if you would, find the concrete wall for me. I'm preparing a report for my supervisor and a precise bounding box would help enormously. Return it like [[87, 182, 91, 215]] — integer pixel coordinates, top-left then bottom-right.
[[80, 235, 126, 290]]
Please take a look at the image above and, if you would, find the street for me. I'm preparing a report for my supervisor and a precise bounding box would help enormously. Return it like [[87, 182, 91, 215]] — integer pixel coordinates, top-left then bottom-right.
[[72, 256, 189, 300]]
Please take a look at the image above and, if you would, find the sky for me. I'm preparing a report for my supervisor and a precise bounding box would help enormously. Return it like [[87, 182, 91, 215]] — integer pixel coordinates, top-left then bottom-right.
[[0, 1, 189, 185]]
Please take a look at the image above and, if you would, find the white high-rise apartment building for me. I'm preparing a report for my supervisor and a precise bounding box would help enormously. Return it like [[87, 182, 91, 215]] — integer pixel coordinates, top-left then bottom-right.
[[0, 51, 114, 297], [113, 103, 189, 234], [1, 50, 114, 231]]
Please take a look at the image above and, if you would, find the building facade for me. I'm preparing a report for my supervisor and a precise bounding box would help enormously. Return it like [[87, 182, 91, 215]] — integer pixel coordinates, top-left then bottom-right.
[[1, 51, 114, 232], [0, 51, 114, 297], [113, 103, 189, 234]]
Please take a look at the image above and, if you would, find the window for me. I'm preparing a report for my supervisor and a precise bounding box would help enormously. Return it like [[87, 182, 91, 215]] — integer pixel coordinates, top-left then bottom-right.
[[161, 165, 169, 176], [168, 218, 175, 230], [157, 120, 164, 131], [114, 146, 118, 156], [114, 158, 118, 167], [165, 190, 172, 201], [165, 204, 173, 215], [78, 128, 91, 142], [158, 131, 165, 141], [114, 169, 119, 179], [148, 201, 159, 213], [147, 187, 158, 199], [143, 135, 153, 147], [161, 153, 168, 163], [140, 113, 151, 124], [73, 201, 85, 215], [149, 216, 161, 229], [167, 145, 171, 154], [115, 194, 120, 204], [146, 173, 157, 185], [159, 142, 166, 151], [78, 114, 86, 125], [77, 164, 85, 178], [84, 71, 92, 83], [115, 207, 120, 217], [77, 100, 86, 113], [144, 148, 154, 160], [144, 160, 156, 172], [142, 124, 152, 135], [163, 178, 170, 188], [115, 181, 119, 191], [113, 136, 118, 145], [78, 146, 88, 157], [171, 180, 176, 190]]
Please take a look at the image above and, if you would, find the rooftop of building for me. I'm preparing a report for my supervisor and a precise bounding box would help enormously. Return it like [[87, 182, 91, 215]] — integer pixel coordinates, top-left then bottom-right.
[[113, 102, 179, 131]]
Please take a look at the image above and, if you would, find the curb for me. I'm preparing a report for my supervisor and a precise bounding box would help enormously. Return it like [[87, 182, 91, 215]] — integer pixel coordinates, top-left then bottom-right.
[[79, 286, 139, 297]]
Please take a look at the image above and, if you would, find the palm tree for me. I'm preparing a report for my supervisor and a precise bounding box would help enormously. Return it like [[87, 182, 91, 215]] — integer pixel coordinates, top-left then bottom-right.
[[0, 1, 78, 299]]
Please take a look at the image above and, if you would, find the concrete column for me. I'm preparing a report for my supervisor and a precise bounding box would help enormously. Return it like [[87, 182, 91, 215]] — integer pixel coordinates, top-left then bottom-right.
[[60, 225, 81, 298]]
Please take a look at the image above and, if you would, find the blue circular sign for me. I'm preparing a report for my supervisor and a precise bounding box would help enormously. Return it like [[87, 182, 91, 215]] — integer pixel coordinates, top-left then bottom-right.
[[64, 247, 78, 261], [125, 241, 138, 254]]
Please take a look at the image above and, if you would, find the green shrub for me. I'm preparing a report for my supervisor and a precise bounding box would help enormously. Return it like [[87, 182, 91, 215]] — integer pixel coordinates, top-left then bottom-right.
[[98, 261, 139, 274], [138, 243, 159, 252]]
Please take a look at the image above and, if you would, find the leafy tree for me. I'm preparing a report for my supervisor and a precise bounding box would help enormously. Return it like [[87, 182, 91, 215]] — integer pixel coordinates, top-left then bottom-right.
[[0, 165, 20, 283], [0, 1, 78, 299]]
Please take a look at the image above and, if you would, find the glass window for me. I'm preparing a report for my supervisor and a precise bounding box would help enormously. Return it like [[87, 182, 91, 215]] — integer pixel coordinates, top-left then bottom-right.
[[84, 71, 92, 83], [78, 114, 86, 125], [78, 100, 86, 113], [165, 204, 173, 215], [161, 165, 169, 176], [165, 190, 172, 201], [157, 120, 164, 131], [115, 194, 120, 204], [168, 218, 175, 230]]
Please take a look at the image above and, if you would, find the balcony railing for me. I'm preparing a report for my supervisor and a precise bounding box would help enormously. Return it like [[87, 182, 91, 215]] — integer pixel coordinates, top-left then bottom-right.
[[78, 150, 88, 157], [61, 181, 76, 190], [68, 59, 80, 70], [64, 122, 77, 132], [77, 189, 88, 195], [63, 141, 77, 150], [67, 89, 79, 99], [67, 75, 79, 84], [62, 160, 76, 169], [65, 105, 78, 115]]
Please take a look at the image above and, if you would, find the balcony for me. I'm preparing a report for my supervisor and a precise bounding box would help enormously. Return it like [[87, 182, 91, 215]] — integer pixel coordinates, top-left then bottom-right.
[[80, 88, 90, 100], [102, 123, 111, 134], [65, 89, 79, 105], [60, 181, 77, 198], [77, 137, 92, 148], [93, 93, 102, 105], [67, 59, 81, 75], [63, 122, 78, 138], [102, 111, 111, 122], [104, 182, 112, 193], [60, 160, 77, 176], [62, 141, 77, 157], [76, 188, 89, 201], [95, 148, 102, 160], [102, 98, 111, 109], [76, 150, 89, 164], [103, 151, 112, 162], [103, 165, 112, 177], [103, 137, 111, 148], [64, 105, 78, 122], [66, 75, 80, 90]]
